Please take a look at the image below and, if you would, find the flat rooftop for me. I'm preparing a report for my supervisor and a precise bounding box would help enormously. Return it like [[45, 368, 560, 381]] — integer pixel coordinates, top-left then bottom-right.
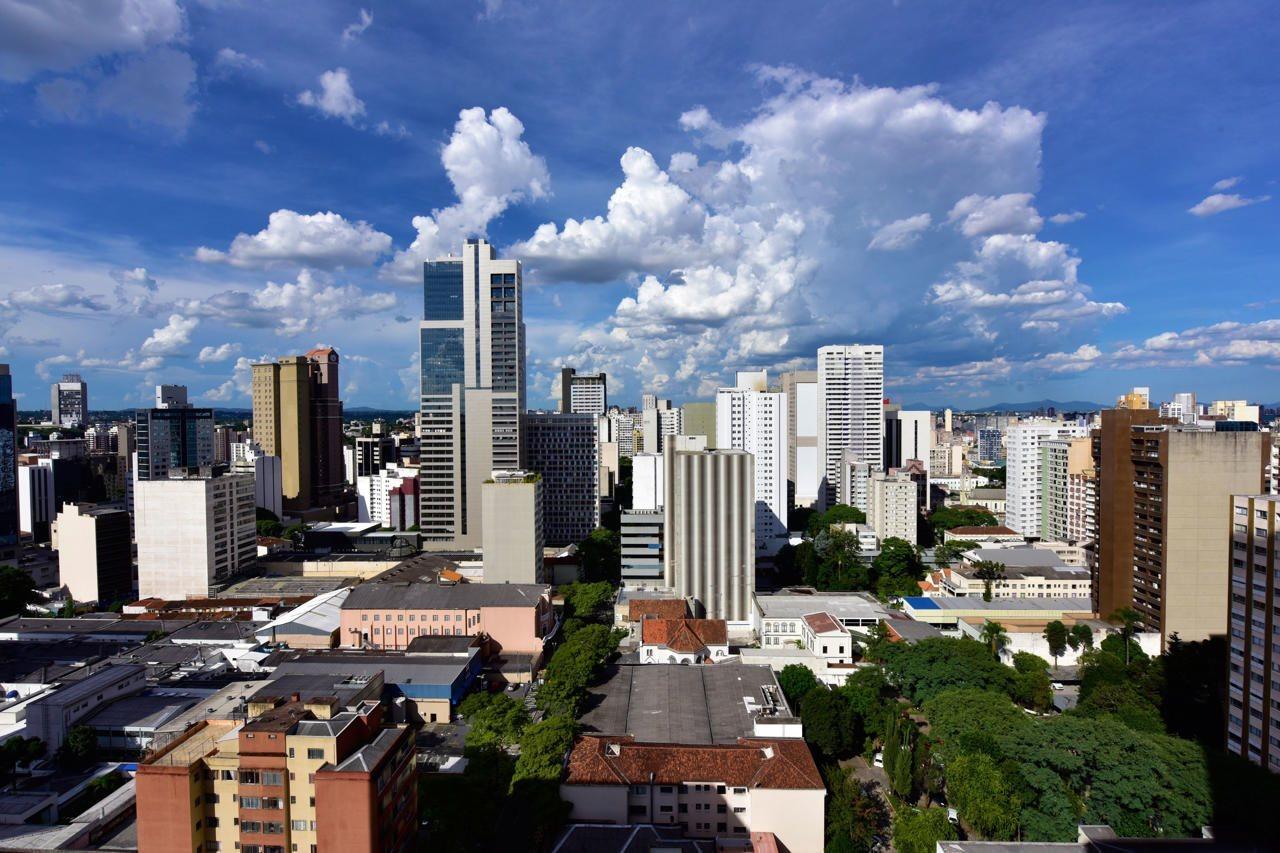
[[82, 692, 199, 731], [272, 648, 477, 687], [578, 663, 793, 745], [755, 591, 888, 621], [218, 576, 356, 597], [904, 596, 1094, 612], [148, 719, 240, 767]]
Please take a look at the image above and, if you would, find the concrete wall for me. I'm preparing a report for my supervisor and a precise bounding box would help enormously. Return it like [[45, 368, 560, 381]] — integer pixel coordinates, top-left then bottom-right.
[[750, 787, 825, 853], [560, 783, 628, 825]]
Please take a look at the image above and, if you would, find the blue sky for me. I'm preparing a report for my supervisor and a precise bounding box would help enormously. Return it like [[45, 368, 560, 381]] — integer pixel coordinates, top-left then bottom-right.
[[0, 0, 1277, 410]]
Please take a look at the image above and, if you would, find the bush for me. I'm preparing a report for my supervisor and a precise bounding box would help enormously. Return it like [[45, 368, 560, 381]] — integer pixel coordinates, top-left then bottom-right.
[[892, 807, 958, 853], [777, 664, 819, 707]]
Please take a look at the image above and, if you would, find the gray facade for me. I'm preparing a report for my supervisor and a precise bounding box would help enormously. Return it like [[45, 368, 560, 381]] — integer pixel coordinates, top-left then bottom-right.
[[621, 509, 664, 585], [50, 373, 88, 429], [135, 403, 215, 481], [663, 448, 754, 621]]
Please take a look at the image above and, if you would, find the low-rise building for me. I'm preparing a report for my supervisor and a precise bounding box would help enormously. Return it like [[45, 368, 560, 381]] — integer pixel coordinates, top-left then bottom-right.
[[340, 574, 553, 657], [798, 612, 854, 665], [137, 692, 416, 853], [937, 547, 1092, 599], [561, 735, 824, 852], [900, 595, 1093, 632], [639, 618, 729, 664], [753, 591, 887, 648], [954, 614, 1160, 667], [942, 525, 1024, 545]]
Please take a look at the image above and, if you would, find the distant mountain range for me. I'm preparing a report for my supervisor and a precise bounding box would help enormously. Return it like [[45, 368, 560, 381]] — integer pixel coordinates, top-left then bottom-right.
[[902, 399, 1106, 413]]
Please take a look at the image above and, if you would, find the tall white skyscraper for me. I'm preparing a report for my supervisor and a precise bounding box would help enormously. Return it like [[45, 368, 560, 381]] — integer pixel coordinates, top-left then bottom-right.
[[419, 239, 526, 549], [1005, 420, 1090, 537], [884, 409, 933, 472], [817, 345, 884, 510], [716, 371, 788, 544], [50, 373, 88, 428]]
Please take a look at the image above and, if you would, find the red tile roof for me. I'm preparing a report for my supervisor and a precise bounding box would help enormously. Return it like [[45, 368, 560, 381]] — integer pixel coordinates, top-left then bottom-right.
[[628, 598, 689, 622], [564, 736, 823, 790], [948, 525, 1019, 536], [640, 618, 727, 652], [801, 612, 843, 635]]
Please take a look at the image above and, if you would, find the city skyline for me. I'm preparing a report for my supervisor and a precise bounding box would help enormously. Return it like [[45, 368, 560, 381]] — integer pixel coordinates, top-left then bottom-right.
[[0, 2, 1278, 411]]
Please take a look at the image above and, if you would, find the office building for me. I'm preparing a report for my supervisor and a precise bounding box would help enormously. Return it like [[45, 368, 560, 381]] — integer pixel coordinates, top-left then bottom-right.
[[481, 471, 544, 584], [641, 397, 682, 453], [356, 464, 419, 532], [252, 348, 347, 514], [418, 239, 525, 549], [137, 692, 416, 853], [1041, 436, 1095, 543], [1092, 412, 1267, 643], [135, 467, 257, 599], [605, 407, 642, 458], [632, 453, 663, 511], [353, 434, 397, 479], [49, 373, 88, 428], [1115, 386, 1151, 410], [230, 441, 284, 520], [559, 367, 607, 415], [884, 408, 933, 472], [0, 366, 15, 563], [134, 386, 215, 481], [522, 411, 600, 546], [1159, 391, 1199, 425], [781, 369, 819, 511], [663, 448, 754, 621], [1211, 400, 1261, 423], [213, 425, 244, 463], [621, 509, 664, 586], [1271, 435, 1279, 495], [930, 441, 965, 477], [1005, 420, 1089, 538], [977, 427, 1004, 464], [54, 503, 132, 604], [679, 401, 717, 448], [1227, 494, 1278, 773], [868, 471, 917, 546], [817, 344, 884, 510], [17, 458, 54, 543], [716, 371, 788, 544]]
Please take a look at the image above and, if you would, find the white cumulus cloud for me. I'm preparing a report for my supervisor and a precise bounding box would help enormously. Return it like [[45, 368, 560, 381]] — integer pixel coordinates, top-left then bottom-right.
[[947, 193, 1043, 237], [868, 214, 932, 251], [196, 210, 392, 269], [1188, 192, 1270, 217], [297, 67, 365, 124], [140, 313, 197, 356], [198, 342, 241, 364]]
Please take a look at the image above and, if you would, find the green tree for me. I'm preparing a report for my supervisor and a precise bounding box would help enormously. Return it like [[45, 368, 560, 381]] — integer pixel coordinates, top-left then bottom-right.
[[1073, 681, 1165, 733], [800, 687, 853, 759], [576, 528, 621, 584], [458, 692, 530, 750], [795, 540, 819, 588], [1067, 622, 1094, 652], [510, 715, 576, 788], [0, 566, 40, 619], [1011, 652, 1052, 712], [839, 667, 894, 746], [256, 518, 284, 538], [560, 581, 614, 627], [1042, 621, 1068, 669], [927, 506, 998, 542], [806, 503, 866, 537], [947, 751, 1021, 839], [777, 664, 820, 707], [59, 725, 98, 768], [812, 526, 869, 591], [933, 539, 979, 568], [57, 598, 77, 618], [536, 624, 622, 718], [824, 765, 888, 852], [882, 638, 1015, 704], [873, 537, 925, 599], [979, 620, 1009, 660], [1109, 607, 1142, 665], [971, 560, 1006, 602], [892, 807, 958, 853]]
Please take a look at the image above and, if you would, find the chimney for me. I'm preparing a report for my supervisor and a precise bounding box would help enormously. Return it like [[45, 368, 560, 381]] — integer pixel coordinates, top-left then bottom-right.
[[291, 692, 301, 703]]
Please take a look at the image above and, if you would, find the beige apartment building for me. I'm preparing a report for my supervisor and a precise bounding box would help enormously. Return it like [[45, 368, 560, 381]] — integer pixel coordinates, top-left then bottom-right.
[[1041, 436, 1095, 544], [54, 503, 132, 604], [480, 470, 544, 584], [869, 471, 917, 545]]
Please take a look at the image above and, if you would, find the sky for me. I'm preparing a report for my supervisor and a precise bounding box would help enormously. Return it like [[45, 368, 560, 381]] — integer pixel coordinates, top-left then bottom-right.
[[0, 0, 1277, 411]]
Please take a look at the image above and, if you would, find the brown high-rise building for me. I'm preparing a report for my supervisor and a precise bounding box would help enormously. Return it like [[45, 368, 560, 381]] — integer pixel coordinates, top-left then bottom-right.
[[252, 349, 347, 515], [1092, 410, 1268, 644]]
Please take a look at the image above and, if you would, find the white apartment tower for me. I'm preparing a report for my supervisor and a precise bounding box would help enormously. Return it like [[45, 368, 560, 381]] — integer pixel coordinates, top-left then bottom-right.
[[716, 371, 788, 544], [559, 368, 607, 416], [817, 345, 884, 510], [781, 370, 819, 510], [134, 469, 257, 599], [869, 471, 918, 546], [641, 398, 682, 454], [1005, 420, 1090, 538], [419, 239, 526, 549]]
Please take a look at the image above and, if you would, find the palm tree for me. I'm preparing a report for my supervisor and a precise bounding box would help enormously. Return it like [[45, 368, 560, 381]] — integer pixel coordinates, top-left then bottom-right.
[[979, 620, 1009, 660], [972, 560, 1006, 602], [1110, 607, 1141, 665]]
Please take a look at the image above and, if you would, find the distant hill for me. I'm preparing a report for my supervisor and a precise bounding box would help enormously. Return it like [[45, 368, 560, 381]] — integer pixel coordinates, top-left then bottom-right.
[[901, 399, 1105, 413]]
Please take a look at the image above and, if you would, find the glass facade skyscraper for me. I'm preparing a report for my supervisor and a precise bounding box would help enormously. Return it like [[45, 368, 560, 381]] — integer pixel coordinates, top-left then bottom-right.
[[419, 239, 526, 548]]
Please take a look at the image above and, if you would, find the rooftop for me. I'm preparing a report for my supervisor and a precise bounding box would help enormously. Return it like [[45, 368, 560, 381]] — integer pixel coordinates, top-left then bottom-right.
[[255, 587, 350, 639], [331, 724, 408, 773], [627, 598, 690, 622], [947, 525, 1020, 536], [81, 691, 200, 731], [801, 612, 844, 635], [147, 719, 240, 767], [343, 579, 548, 611], [271, 648, 478, 687], [248, 671, 383, 708], [564, 735, 823, 790], [755, 591, 888, 622], [903, 596, 1094, 614], [579, 663, 793, 745], [168, 620, 265, 643], [640, 618, 727, 652]]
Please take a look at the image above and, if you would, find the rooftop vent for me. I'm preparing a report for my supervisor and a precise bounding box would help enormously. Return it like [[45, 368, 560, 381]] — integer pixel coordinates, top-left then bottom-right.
[[606, 743, 621, 757]]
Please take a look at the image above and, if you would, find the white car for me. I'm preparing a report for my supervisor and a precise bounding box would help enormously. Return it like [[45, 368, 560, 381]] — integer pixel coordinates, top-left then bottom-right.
[[1051, 682, 1064, 691], [872, 752, 884, 768]]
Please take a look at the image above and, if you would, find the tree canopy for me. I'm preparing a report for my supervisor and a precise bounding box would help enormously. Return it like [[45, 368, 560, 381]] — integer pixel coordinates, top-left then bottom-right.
[[0, 566, 40, 619], [892, 807, 958, 853], [806, 503, 866, 537], [927, 506, 998, 543], [776, 664, 820, 707], [576, 529, 620, 585], [872, 537, 926, 599], [881, 637, 1015, 704]]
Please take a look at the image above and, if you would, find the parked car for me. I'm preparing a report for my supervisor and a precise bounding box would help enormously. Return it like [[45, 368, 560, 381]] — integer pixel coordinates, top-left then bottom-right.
[[872, 752, 884, 768]]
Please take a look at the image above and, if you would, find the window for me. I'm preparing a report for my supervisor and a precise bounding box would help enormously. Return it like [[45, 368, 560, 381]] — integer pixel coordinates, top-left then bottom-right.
[[242, 821, 262, 833], [262, 771, 284, 786], [262, 798, 283, 810], [630, 784, 648, 795], [307, 748, 324, 759], [240, 771, 261, 785], [292, 820, 309, 831], [287, 748, 294, 758], [264, 823, 284, 834], [241, 796, 261, 809]]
